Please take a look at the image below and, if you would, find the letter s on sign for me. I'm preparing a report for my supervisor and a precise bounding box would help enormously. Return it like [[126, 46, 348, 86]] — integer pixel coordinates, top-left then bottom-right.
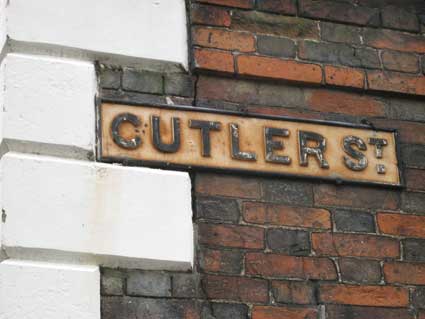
[[343, 136, 368, 171]]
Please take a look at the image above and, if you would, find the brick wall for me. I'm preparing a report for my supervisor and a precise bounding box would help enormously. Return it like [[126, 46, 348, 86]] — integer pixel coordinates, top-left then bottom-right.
[[100, 0, 425, 318]]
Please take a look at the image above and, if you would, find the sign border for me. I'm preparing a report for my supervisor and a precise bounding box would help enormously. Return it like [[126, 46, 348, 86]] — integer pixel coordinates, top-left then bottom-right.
[[97, 98, 404, 189]]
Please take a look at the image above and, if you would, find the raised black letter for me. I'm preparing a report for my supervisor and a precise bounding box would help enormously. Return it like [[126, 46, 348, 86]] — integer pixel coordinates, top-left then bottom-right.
[[298, 131, 329, 168], [230, 123, 257, 161], [264, 127, 291, 164], [111, 113, 141, 149], [343, 135, 368, 171], [189, 119, 221, 157], [151, 115, 181, 153]]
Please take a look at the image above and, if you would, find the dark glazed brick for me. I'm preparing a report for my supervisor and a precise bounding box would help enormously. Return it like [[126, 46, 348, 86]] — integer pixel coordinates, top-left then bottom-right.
[[256, 0, 297, 15], [165, 74, 194, 97], [339, 258, 381, 284], [211, 303, 249, 319], [414, 287, 425, 309], [101, 89, 167, 105], [99, 68, 121, 89], [404, 239, 425, 262], [101, 269, 124, 296], [199, 248, 243, 274], [196, 197, 240, 223], [387, 99, 425, 122], [355, 48, 381, 69], [321, 22, 361, 44], [127, 271, 171, 297], [172, 274, 197, 298], [272, 280, 316, 304], [333, 209, 375, 233], [262, 180, 313, 206], [267, 229, 311, 255], [122, 69, 163, 94], [382, 6, 420, 32], [382, 51, 419, 73], [402, 191, 425, 213], [299, 41, 361, 67], [401, 143, 425, 168], [326, 305, 413, 319], [257, 35, 296, 58]]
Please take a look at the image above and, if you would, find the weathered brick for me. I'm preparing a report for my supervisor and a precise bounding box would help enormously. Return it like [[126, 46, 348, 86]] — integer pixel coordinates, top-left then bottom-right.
[[325, 65, 365, 89], [406, 168, 425, 191], [199, 248, 243, 274], [339, 258, 381, 284], [211, 303, 248, 319], [246, 252, 337, 280], [127, 271, 171, 297], [164, 73, 194, 97], [102, 297, 198, 319], [101, 269, 124, 296], [312, 233, 399, 258], [196, 173, 261, 199], [319, 284, 409, 307], [257, 35, 296, 58], [321, 22, 361, 44], [252, 305, 318, 319], [401, 191, 425, 213], [382, 51, 420, 73], [378, 212, 425, 238], [326, 305, 414, 319], [243, 202, 331, 229], [122, 69, 163, 94], [237, 55, 322, 83], [368, 70, 425, 95], [191, 4, 231, 27], [231, 11, 319, 39], [355, 47, 381, 69], [196, 197, 240, 223], [315, 183, 399, 210], [364, 28, 425, 54], [306, 90, 386, 117], [401, 144, 425, 169], [262, 179, 313, 206], [101, 89, 167, 106], [99, 67, 121, 89], [299, 41, 362, 67], [172, 274, 197, 298], [202, 274, 268, 303], [245, 106, 323, 120], [373, 119, 425, 145], [256, 0, 297, 15], [193, 27, 255, 52], [404, 239, 425, 262], [266, 229, 310, 255], [382, 6, 420, 32], [384, 262, 425, 285], [333, 209, 375, 233], [422, 56, 425, 74], [272, 280, 316, 304], [299, 0, 380, 26], [198, 223, 264, 249], [197, 0, 254, 8], [193, 48, 234, 73], [414, 287, 425, 309]]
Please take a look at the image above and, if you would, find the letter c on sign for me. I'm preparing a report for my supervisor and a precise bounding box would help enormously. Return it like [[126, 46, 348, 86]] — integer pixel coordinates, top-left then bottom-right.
[[111, 113, 142, 149]]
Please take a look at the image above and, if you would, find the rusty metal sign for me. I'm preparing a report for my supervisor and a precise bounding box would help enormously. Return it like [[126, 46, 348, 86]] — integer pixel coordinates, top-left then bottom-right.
[[99, 102, 402, 187]]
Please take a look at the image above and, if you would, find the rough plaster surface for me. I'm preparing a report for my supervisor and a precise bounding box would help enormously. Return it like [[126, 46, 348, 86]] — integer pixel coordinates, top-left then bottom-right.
[[0, 0, 6, 53], [1, 152, 193, 269], [0, 259, 100, 319], [7, 0, 188, 68], [2, 53, 96, 151]]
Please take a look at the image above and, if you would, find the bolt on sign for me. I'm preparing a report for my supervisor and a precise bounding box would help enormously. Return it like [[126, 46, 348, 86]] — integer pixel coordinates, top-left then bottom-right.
[[99, 102, 402, 187]]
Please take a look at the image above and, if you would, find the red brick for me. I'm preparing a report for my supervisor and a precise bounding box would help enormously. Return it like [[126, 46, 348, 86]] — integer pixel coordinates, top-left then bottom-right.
[[420, 311, 425, 319], [373, 119, 425, 145], [237, 55, 322, 84], [271, 281, 316, 304], [367, 70, 425, 96], [378, 212, 425, 238], [384, 262, 425, 285], [326, 305, 413, 319], [319, 284, 409, 307], [306, 90, 386, 117], [256, 0, 297, 15], [364, 28, 425, 54], [198, 223, 264, 249], [193, 27, 255, 52], [196, 0, 254, 8], [202, 274, 268, 303], [243, 202, 331, 229], [193, 48, 234, 73], [314, 184, 399, 210], [191, 4, 231, 27], [312, 233, 400, 258], [405, 169, 425, 191], [195, 173, 261, 198], [382, 51, 420, 74], [325, 65, 365, 89], [252, 306, 318, 319], [245, 106, 323, 120], [245, 252, 337, 280]]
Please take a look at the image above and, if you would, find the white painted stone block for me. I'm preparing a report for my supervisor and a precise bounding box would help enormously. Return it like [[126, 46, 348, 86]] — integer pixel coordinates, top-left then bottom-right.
[[0, 259, 100, 319], [7, 0, 188, 68], [2, 152, 193, 268], [3, 53, 96, 151]]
